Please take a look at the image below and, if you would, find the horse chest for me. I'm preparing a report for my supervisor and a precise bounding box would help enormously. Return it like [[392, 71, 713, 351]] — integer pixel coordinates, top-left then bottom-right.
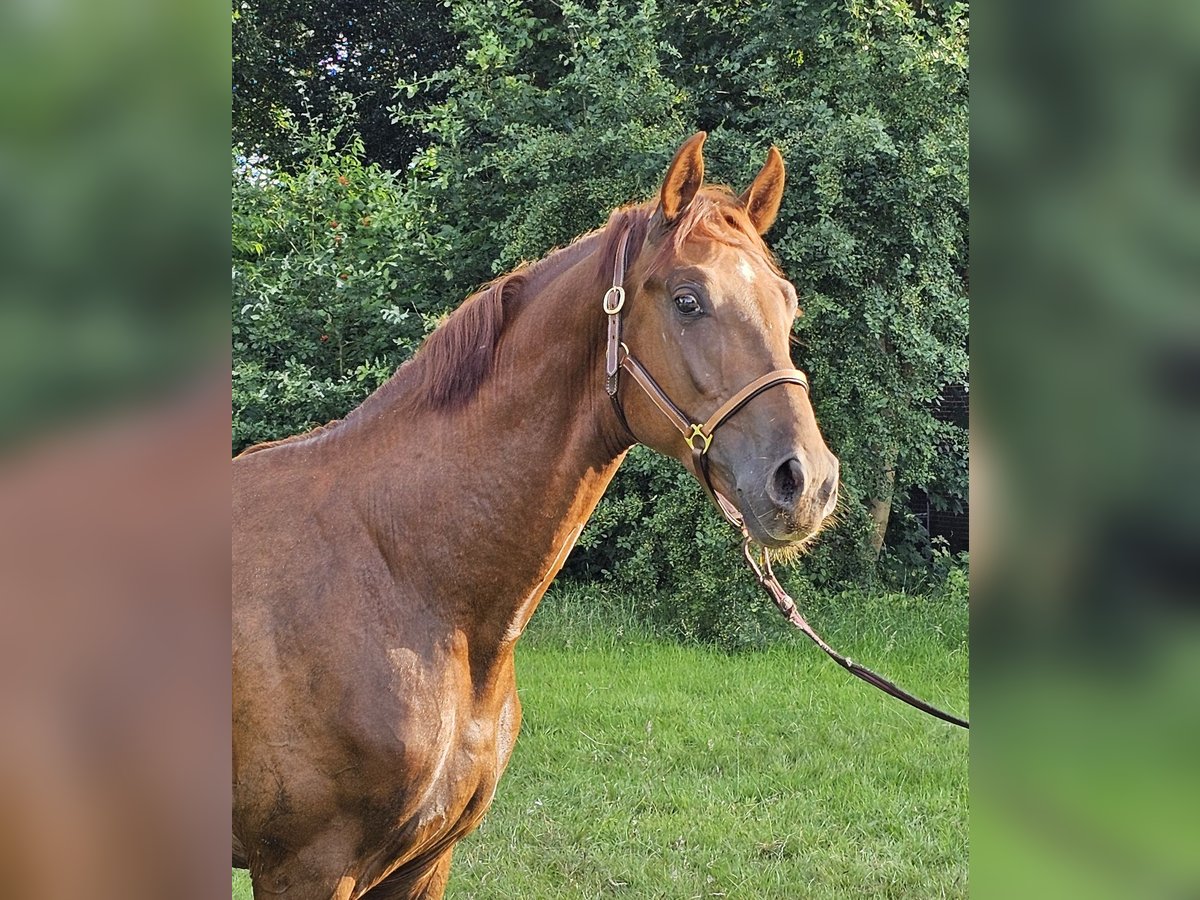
[[413, 703, 515, 834], [378, 647, 521, 855]]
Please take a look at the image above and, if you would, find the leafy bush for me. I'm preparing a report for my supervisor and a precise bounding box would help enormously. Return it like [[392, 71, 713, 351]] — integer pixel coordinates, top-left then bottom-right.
[[566, 446, 785, 648], [233, 116, 451, 452]]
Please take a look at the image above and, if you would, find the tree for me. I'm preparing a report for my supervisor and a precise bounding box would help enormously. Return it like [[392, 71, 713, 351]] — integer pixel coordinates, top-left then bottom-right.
[[233, 0, 457, 170]]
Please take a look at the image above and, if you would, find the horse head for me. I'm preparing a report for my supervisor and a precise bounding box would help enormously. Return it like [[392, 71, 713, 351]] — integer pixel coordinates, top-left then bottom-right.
[[612, 132, 840, 548]]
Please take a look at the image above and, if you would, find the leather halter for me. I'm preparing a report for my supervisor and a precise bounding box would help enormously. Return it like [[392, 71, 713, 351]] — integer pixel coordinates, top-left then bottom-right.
[[603, 227, 809, 529], [599, 225, 969, 730]]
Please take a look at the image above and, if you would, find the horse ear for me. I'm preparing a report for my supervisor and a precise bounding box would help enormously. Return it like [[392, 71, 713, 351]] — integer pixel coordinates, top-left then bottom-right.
[[739, 145, 786, 234], [658, 131, 707, 224]]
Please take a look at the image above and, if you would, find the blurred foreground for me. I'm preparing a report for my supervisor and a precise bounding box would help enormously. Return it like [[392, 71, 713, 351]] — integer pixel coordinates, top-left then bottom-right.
[[972, 0, 1200, 895], [0, 0, 229, 896]]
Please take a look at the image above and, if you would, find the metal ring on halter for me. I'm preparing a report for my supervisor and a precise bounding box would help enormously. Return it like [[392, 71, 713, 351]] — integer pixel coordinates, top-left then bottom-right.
[[685, 424, 713, 454], [603, 286, 625, 314]]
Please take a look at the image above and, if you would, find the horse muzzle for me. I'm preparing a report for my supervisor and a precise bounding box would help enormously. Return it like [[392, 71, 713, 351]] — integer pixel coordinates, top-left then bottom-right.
[[735, 451, 840, 547]]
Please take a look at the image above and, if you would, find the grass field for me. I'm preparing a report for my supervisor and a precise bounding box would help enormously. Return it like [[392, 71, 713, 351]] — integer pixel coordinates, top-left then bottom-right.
[[234, 586, 968, 898]]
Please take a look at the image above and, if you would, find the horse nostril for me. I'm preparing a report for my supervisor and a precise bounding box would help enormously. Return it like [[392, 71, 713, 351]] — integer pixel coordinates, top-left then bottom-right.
[[768, 457, 806, 508], [814, 453, 841, 517], [818, 472, 838, 505]]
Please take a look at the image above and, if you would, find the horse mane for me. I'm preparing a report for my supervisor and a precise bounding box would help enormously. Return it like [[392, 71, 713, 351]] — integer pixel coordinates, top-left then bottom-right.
[[412, 270, 526, 410]]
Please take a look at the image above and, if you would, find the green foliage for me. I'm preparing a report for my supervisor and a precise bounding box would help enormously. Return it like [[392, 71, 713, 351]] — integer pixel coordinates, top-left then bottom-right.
[[232, 0, 457, 170], [231, 0, 970, 641], [232, 114, 435, 452]]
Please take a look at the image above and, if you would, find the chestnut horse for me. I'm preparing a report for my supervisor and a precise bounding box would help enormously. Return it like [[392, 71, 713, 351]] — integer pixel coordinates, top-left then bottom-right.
[[233, 133, 839, 899]]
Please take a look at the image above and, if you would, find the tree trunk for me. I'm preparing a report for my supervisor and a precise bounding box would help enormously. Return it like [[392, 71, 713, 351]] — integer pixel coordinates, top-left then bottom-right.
[[867, 445, 899, 562]]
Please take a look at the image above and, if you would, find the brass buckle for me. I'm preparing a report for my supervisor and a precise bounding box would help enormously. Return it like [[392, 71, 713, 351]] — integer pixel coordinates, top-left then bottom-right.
[[603, 286, 625, 314], [686, 424, 713, 454]]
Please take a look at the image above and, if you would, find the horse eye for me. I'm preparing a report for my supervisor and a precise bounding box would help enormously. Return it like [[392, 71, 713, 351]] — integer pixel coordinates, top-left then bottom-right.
[[674, 293, 702, 316]]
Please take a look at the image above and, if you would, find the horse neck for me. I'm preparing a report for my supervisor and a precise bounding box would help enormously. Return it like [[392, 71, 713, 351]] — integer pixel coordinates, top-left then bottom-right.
[[359, 233, 630, 650]]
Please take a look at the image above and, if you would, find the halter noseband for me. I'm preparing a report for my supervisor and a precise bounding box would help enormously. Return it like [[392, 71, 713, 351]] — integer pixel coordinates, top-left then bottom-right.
[[599, 225, 969, 730]]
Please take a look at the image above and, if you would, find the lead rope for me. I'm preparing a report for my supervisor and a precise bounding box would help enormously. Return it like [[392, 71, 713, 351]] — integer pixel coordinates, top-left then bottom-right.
[[604, 226, 968, 730], [742, 536, 970, 729]]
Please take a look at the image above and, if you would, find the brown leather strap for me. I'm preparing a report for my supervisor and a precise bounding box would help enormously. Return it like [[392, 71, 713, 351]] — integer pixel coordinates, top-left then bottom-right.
[[620, 357, 807, 524], [699, 369, 808, 438], [604, 229, 632, 396], [743, 540, 970, 729], [612, 226, 630, 287], [625, 360, 810, 452], [618, 353, 691, 436]]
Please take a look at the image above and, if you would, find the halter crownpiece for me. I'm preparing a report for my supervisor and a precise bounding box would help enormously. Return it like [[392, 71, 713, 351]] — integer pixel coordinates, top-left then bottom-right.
[[600, 224, 968, 730]]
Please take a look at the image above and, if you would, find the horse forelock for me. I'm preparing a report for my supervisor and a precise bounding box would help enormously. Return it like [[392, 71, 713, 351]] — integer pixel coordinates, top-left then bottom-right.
[[598, 187, 783, 285], [674, 187, 783, 273]]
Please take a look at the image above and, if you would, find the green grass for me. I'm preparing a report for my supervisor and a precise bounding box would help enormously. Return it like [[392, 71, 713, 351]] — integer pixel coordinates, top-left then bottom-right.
[[234, 586, 967, 898]]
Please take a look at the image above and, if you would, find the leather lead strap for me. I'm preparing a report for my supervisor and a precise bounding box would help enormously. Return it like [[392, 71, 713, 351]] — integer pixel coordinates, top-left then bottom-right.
[[743, 541, 970, 729]]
